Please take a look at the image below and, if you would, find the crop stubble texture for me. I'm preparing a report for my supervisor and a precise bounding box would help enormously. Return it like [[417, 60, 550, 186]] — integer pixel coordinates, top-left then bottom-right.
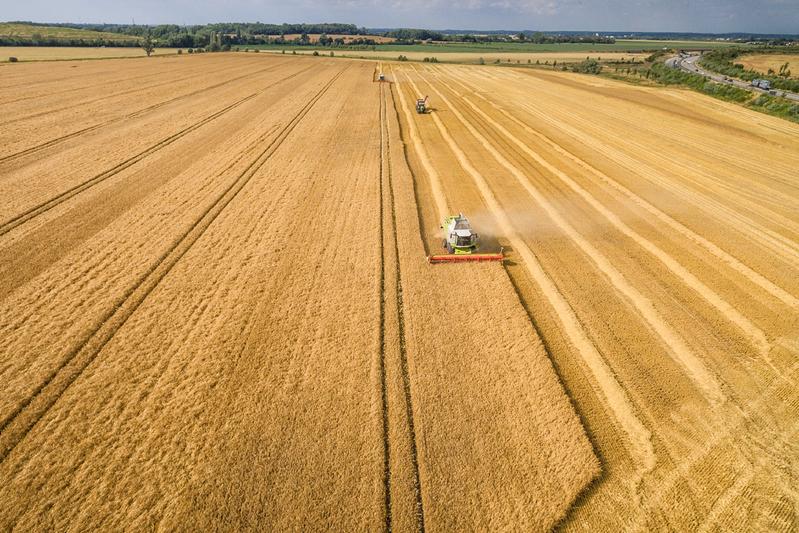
[[393, 62, 799, 531]]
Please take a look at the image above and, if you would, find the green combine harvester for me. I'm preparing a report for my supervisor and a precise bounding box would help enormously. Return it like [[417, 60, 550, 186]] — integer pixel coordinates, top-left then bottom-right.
[[428, 213, 504, 264]]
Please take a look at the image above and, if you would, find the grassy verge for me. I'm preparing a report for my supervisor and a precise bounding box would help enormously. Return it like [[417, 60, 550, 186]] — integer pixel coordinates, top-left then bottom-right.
[[747, 94, 799, 122]]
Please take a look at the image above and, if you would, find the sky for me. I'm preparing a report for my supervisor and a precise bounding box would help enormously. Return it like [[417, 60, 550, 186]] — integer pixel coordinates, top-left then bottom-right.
[[3, 0, 798, 34]]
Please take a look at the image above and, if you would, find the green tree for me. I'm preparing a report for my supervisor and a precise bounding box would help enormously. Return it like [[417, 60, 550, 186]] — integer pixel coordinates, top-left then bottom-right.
[[142, 29, 155, 57]]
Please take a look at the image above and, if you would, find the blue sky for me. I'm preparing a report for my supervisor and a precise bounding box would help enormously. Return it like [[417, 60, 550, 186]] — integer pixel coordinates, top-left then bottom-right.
[[3, 0, 798, 34]]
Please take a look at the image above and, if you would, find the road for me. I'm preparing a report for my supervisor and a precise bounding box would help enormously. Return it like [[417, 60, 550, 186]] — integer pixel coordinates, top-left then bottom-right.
[[666, 53, 799, 102]]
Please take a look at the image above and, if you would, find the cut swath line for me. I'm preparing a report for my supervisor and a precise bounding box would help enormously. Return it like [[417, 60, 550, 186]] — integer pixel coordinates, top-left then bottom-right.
[[464, 67, 799, 262], [0, 67, 348, 463], [412, 66, 724, 405], [396, 67, 656, 476], [429, 71, 771, 358], [519, 101, 799, 266], [0, 64, 316, 238], [440, 67, 799, 309]]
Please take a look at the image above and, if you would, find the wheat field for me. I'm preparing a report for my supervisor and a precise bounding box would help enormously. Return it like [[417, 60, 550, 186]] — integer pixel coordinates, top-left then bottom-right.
[[738, 53, 798, 78], [1, 46, 179, 61], [0, 52, 797, 531]]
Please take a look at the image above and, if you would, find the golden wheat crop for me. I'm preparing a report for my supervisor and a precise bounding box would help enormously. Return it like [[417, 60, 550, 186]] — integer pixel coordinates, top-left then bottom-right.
[[0, 54, 599, 531]]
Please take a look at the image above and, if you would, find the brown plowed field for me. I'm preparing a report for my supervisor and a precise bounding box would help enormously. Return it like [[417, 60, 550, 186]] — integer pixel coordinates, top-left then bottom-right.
[[0, 54, 598, 531], [392, 62, 799, 531]]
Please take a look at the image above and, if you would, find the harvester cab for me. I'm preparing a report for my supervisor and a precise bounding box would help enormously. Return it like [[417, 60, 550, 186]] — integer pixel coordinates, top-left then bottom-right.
[[428, 213, 504, 264], [416, 96, 429, 114], [442, 213, 478, 254]]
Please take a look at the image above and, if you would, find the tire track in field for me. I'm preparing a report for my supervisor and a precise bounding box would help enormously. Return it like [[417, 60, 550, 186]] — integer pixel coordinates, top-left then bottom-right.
[[387, 70, 427, 533], [427, 71, 771, 358], [0, 61, 168, 91], [441, 68, 799, 309], [0, 60, 266, 128], [0, 63, 316, 238], [410, 67, 724, 405], [518, 102, 799, 266], [395, 67, 656, 481], [0, 60, 217, 105], [389, 68, 448, 221], [0, 66, 348, 463], [377, 81, 393, 532], [0, 59, 294, 165]]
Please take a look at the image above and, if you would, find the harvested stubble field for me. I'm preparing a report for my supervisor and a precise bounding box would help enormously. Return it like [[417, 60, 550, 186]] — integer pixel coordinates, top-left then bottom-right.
[[392, 62, 799, 531], [738, 53, 798, 79], [0, 51, 797, 532]]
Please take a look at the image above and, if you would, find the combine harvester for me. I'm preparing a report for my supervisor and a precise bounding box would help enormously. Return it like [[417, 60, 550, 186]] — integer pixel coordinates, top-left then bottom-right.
[[416, 96, 429, 114], [428, 213, 504, 264]]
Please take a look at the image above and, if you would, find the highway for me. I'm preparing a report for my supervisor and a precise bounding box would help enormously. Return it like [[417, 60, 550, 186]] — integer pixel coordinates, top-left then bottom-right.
[[666, 53, 799, 102]]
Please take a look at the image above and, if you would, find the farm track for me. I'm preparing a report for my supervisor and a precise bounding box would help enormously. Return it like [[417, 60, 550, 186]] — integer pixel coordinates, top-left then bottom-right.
[[0, 63, 314, 236], [0, 66, 347, 462], [0, 58, 294, 164]]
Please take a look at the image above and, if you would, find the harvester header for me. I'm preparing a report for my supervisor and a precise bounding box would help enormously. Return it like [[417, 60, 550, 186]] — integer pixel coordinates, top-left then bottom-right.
[[427, 213, 504, 264]]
